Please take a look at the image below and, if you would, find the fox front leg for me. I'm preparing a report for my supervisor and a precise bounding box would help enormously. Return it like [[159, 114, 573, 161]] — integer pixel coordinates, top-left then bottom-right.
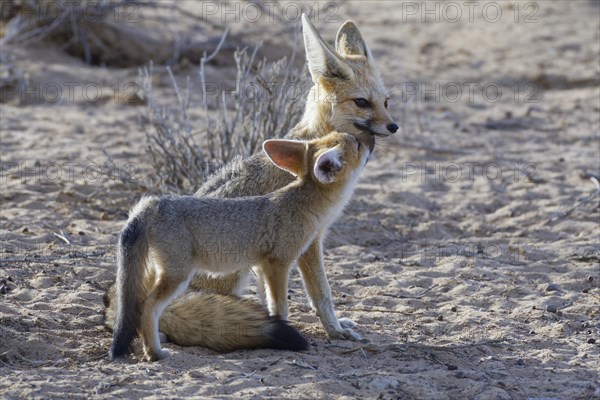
[[297, 238, 362, 340]]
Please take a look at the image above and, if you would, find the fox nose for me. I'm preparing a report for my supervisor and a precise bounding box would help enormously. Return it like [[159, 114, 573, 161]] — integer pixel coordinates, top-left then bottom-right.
[[387, 123, 399, 134]]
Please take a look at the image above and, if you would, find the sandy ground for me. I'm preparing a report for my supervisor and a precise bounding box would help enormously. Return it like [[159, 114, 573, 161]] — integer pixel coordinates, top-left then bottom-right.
[[1, 1, 599, 399]]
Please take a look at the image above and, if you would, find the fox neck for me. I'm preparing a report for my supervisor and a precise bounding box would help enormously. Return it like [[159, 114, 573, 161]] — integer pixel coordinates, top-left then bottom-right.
[[295, 84, 335, 139], [273, 169, 357, 236]]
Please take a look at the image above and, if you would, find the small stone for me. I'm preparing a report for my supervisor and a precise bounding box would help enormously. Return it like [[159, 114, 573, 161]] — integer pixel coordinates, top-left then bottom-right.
[[0, 285, 10, 295], [366, 376, 399, 391], [546, 305, 559, 313], [7, 276, 13, 282], [588, 276, 594, 282], [546, 283, 559, 291], [454, 371, 466, 378], [588, 338, 596, 344], [516, 359, 525, 366], [529, 330, 535, 335], [447, 364, 458, 371], [451, 306, 457, 312], [437, 315, 444, 321], [78, 231, 85, 235], [22, 227, 29, 233], [583, 289, 589, 293]]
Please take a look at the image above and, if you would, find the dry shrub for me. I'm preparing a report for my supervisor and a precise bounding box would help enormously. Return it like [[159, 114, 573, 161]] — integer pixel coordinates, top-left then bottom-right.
[[141, 34, 310, 193], [0, 54, 26, 104]]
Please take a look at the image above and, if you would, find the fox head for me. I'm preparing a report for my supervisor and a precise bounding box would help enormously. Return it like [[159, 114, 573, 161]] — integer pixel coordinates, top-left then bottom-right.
[[300, 14, 399, 138], [263, 131, 374, 186]]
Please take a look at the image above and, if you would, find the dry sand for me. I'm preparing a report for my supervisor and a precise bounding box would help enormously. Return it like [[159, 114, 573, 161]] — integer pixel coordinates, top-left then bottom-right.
[[1, 1, 599, 399]]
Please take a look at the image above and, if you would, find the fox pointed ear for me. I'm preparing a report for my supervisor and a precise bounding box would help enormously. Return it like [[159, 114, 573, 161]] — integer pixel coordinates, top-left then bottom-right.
[[314, 147, 343, 184], [263, 139, 307, 177], [301, 14, 353, 81], [335, 20, 372, 60]]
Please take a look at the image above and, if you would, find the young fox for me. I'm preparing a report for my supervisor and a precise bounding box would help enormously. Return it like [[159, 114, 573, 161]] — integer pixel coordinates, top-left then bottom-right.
[[105, 15, 396, 349], [110, 131, 374, 361]]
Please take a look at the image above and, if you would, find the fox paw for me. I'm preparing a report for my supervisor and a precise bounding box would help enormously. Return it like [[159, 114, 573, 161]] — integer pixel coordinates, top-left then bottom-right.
[[339, 318, 358, 329], [327, 320, 362, 341], [145, 348, 171, 362], [339, 327, 362, 341]]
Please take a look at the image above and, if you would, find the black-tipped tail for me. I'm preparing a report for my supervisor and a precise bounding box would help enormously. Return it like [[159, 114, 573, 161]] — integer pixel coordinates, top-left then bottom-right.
[[110, 214, 148, 360], [265, 319, 309, 351]]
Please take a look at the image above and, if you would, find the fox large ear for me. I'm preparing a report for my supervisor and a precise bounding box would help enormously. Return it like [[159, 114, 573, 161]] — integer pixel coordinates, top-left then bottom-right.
[[335, 20, 372, 60], [301, 14, 353, 81], [314, 147, 343, 184], [263, 139, 307, 177]]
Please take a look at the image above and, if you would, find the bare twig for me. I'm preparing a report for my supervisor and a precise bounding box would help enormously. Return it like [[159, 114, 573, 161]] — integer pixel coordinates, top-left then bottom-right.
[[52, 232, 71, 245], [339, 339, 509, 355], [545, 177, 600, 224]]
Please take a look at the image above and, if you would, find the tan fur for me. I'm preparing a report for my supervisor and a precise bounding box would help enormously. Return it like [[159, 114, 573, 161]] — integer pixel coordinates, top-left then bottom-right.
[[110, 132, 373, 361], [105, 282, 297, 352], [105, 14, 396, 350]]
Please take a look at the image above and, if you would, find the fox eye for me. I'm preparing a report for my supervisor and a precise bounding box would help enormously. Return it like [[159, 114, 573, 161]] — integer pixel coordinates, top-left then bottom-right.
[[384, 99, 389, 108], [354, 98, 370, 108]]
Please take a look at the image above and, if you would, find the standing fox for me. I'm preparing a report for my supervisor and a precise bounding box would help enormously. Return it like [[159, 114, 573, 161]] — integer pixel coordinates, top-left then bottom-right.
[[105, 15, 397, 349], [110, 131, 374, 361]]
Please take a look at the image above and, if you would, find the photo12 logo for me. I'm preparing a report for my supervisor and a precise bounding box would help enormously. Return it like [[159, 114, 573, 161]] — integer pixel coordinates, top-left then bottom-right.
[[399, 82, 540, 104], [0, 161, 138, 184], [399, 2, 540, 24], [400, 242, 538, 264], [1, 81, 141, 104], [400, 162, 539, 184], [0, 0, 139, 24], [197, 1, 340, 23]]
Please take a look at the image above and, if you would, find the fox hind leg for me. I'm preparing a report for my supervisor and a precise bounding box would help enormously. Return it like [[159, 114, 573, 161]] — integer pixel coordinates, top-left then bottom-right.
[[140, 268, 192, 361], [261, 261, 291, 320], [253, 266, 267, 306]]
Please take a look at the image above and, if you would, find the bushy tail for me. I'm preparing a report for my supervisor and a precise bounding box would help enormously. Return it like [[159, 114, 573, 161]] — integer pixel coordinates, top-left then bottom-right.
[[105, 287, 308, 353], [109, 197, 156, 360], [160, 292, 308, 352]]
